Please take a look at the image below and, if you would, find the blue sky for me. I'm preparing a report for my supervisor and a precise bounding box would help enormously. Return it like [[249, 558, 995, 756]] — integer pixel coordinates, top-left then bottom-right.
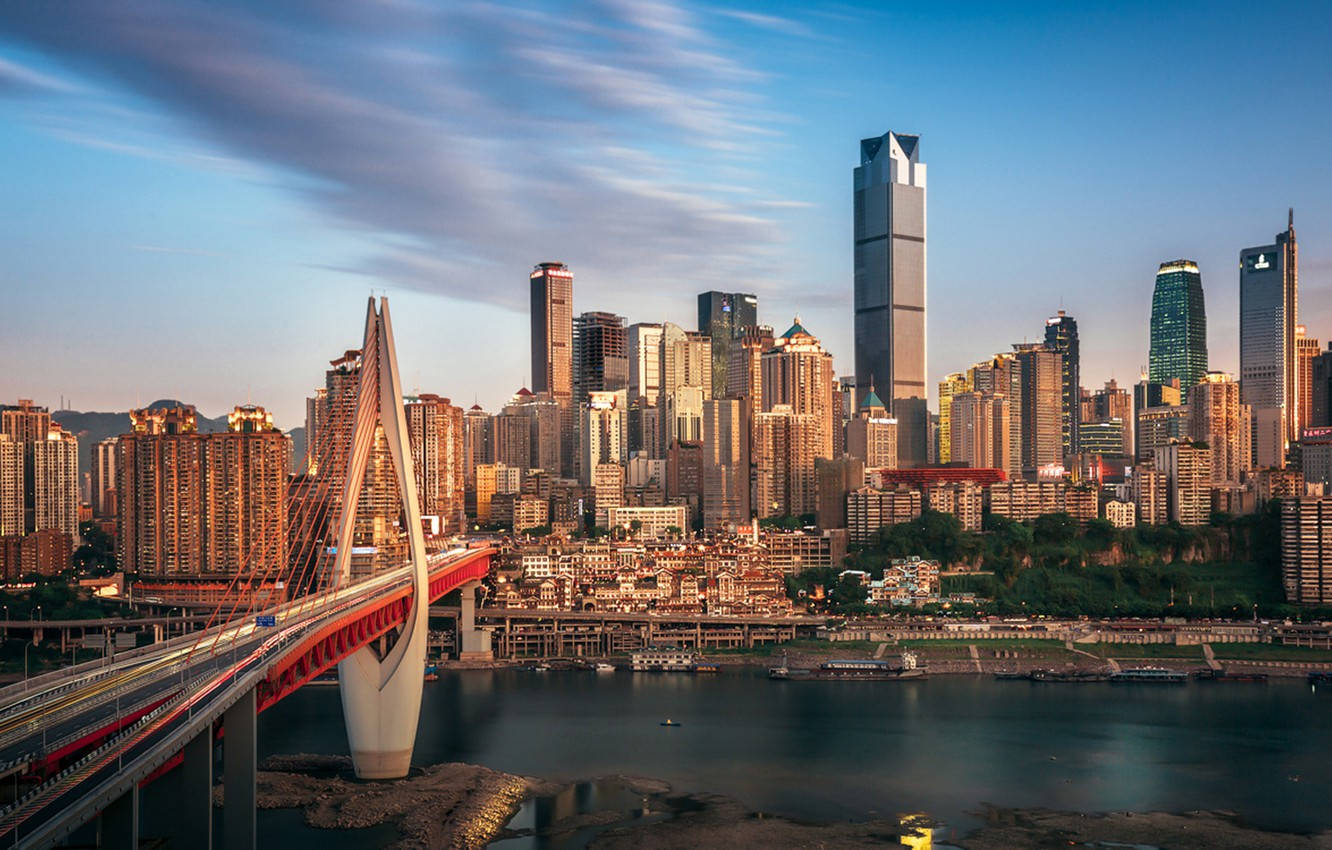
[[2, 0, 1330, 429]]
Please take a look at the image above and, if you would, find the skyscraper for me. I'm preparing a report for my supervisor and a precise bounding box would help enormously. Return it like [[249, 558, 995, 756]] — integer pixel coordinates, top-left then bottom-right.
[[573, 311, 629, 402], [698, 291, 758, 399], [1013, 343, 1063, 476], [949, 391, 1011, 471], [1240, 211, 1299, 456], [937, 372, 970, 464], [702, 398, 748, 528], [628, 322, 663, 406], [580, 390, 627, 484], [0, 436, 23, 536], [1296, 325, 1320, 433], [846, 387, 898, 469], [657, 322, 711, 454], [853, 130, 927, 466], [31, 424, 78, 539], [530, 262, 573, 404], [1149, 260, 1208, 400], [1043, 311, 1080, 456], [404, 394, 465, 533]]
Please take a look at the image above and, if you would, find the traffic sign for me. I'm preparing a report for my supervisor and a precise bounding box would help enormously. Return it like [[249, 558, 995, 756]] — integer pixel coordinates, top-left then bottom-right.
[[255, 615, 276, 628]]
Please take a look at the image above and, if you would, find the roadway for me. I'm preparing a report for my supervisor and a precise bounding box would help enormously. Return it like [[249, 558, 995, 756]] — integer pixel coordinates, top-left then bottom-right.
[[0, 547, 486, 848]]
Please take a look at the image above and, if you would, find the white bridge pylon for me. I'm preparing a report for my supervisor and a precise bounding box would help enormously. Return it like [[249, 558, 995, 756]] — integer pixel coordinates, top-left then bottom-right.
[[330, 296, 430, 779]]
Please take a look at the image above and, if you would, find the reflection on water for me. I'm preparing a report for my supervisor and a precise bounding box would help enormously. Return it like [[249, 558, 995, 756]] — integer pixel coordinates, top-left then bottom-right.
[[258, 670, 1332, 844], [489, 779, 677, 849]]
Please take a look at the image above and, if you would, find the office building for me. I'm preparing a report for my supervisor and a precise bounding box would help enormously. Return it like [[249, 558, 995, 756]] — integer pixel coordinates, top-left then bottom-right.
[[1153, 440, 1212, 527], [1090, 379, 1134, 457], [463, 404, 492, 488], [1311, 345, 1332, 428], [1300, 427, 1332, 490], [1187, 373, 1252, 486], [1044, 310, 1080, 455], [580, 390, 627, 483], [573, 311, 629, 403], [628, 322, 663, 407], [1239, 211, 1299, 456], [1078, 420, 1125, 457], [404, 394, 465, 534], [1137, 403, 1189, 461], [1281, 497, 1332, 604], [606, 505, 688, 539], [657, 322, 712, 454], [937, 372, 970, 464], [474, 462, 521, 524], [853, 130, 927, 466], [970, 354, 1023, 478], [530, 262, 573, 405], [816, 456, 864, 530], [1149, 260, 1208, 399], [702, 398, 749, 527], [698, 291, 758, 399]]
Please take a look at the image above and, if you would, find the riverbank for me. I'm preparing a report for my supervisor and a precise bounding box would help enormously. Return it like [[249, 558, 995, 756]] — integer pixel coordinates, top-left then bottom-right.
[[251, 756, 1332, 849]]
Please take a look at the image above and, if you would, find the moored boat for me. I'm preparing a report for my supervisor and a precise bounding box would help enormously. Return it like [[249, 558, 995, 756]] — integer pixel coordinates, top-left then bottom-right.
[[1110, 667, 1188, 684], [770, 652, 925, 681]]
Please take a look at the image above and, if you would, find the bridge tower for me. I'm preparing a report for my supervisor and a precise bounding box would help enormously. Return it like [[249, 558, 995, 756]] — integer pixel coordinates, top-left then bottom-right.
[[329, 297, 431, 779]]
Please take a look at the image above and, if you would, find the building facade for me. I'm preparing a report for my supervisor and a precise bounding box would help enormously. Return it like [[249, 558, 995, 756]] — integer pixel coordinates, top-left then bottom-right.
[[853, 130, 927, 467], [1239, 212, 1299, 455], [1149, 260, 1208, 399], [698, 291, 758, 400], [1281, 497, 1332, 604], [1186, 373, 1252, 486], [1044, 311, 1080, 456]]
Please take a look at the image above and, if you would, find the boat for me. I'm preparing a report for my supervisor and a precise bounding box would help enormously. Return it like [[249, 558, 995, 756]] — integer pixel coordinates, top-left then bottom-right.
[[993, 671, 1028, 680], [594, 662, 616, 673], [631, 648, 697, 672], [1195, 670, 1267, 683], [424, 673, 439, 682], [1307, 671, 1332, 685], [1028, 669, 1110, 683], [692, 662, 721, 674], [770, 652, 926, 681], [660, 719, 682, 727], [1109, 667, 1188, 684]]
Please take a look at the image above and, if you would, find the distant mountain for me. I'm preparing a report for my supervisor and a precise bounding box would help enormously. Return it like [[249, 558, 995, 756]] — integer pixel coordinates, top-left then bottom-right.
[[52, 400, 297, 481]]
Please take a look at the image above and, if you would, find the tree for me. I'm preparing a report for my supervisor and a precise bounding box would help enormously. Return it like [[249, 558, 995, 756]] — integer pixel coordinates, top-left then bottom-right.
[[1032, 512, 1078, 546], [73, 521, 117, 576]]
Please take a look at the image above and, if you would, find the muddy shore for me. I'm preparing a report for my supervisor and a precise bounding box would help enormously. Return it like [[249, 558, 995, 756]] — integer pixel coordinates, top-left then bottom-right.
[[253, 756, 1332, 849]]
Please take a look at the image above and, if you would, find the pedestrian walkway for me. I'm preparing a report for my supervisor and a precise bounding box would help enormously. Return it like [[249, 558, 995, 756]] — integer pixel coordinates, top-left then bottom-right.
[[874, 642, 888, 659], [1202, 644, 1222, 671], [968, 644, 982, 672]]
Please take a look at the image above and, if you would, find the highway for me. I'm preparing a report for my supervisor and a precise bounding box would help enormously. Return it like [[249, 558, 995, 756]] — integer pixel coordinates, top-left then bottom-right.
[[0, 547, 482, 848]]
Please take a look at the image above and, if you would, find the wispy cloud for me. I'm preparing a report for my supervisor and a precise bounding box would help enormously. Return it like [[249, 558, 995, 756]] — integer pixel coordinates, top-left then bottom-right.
[[715, 9, 815, 38], [0, 55, 74, 94], [0, 1, 797, 311]]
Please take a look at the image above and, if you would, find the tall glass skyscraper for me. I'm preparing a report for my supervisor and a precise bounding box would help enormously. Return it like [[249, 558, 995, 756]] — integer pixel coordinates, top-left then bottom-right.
[[1149, 260, 1208, 401], [697, 291, 757, 400], [1240, 211, 1299, 451], [1043, 311, 1080, 457], [854, 130, 926, 467]]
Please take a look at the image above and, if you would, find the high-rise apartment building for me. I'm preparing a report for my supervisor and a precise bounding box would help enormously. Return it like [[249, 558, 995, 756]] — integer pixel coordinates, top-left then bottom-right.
[[497, 388, 561, 475], [0, 436, 22, 536], [847, 486, 922, 544], [657, 322, 711, 454], [1296, 326, 1319, 433], [754, 405, 821, 518], [573, 311, 629, 403], [580, 390, 627, 484], [1240, 211, 1299, 456], [761, 319, 836, 462], [1149, 260, 1208, 400], [1044, 311, 1080, 456], [1012, 343, 1063, 476], [1, 399, 51, 444], [970, 354, 1023, 479], [937, 372, 970, 464], [592, 462, 625, 528], [404, 394, 465, 534], [698, 291, 758, 400], [1153, 440, 1212, 527], [1281, 496, 1332, 604], [302, 388, 327, 475], [92, 437, 118, 518], [1186, 373, 1252, 486], [1131, 461, 1168, 526], [473, 462, 520, 524], [853, 130, 927, 467], [30, 424, 79, 539], [846, 388, 898, 470], [463, 404, 492, 489], [949, 391, 1010, 471], [118, 405, 288, 598]]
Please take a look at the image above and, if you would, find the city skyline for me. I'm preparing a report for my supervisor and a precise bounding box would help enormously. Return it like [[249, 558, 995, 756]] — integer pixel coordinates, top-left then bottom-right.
[[3, 2, 1332, 429]]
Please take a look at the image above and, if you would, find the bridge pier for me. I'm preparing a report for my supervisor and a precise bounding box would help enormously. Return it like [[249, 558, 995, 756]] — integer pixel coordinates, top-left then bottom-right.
[[458, 581, 493, 661], [98, 784, 138, 850], [223, 688, 257, 850], [182, 725, 215, 849]]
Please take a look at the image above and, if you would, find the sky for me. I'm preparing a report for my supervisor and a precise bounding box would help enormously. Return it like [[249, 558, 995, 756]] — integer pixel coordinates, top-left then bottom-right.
[[2, 0, 1330, 430]]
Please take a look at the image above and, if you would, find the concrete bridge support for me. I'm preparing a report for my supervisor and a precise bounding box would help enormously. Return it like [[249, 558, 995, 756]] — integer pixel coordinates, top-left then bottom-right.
[[98, 784, 138, 850], [223, 688, 257, 850], [458, 581, 493, 661], [182, 726, 214, 848], [332, 298, 431, 780]]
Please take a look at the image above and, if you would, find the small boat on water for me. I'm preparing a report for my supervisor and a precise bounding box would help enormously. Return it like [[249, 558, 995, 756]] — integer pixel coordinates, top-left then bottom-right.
[[1029, 669, 1110, 683], [594, 662, 616, 673], [1195, 670, 1267, 683], [692, 662, 721, 674], [993, 671, 1028, 680], [660, 719, 682, 727], [1110, 667, 1188, 684]]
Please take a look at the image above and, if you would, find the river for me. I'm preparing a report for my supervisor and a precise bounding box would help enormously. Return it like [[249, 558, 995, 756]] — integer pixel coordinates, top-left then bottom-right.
[[189, 670, 1332, 844]]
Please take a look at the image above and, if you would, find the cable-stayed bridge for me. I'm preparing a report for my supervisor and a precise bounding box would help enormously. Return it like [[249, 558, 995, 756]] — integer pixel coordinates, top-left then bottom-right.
[[0, 298, 491, 848]]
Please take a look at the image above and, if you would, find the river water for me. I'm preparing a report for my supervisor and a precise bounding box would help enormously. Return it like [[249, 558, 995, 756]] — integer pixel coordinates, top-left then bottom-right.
[[249, 670, 1332, 843]]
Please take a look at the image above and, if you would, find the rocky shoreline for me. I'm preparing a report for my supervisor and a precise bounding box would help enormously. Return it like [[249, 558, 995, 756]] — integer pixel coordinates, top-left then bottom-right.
[[251, 756, 1332, 848]]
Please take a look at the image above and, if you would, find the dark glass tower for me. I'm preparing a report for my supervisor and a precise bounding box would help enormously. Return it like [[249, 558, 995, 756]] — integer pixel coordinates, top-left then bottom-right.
[[854, 130, 927, 467], [1149, 260, 1208, 401], [697, 291, 757, 399], [1043, 311, 1080, 457]]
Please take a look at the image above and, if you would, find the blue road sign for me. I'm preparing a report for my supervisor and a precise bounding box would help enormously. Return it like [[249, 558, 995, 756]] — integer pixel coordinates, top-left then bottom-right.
[[255, 615, 276, 628]]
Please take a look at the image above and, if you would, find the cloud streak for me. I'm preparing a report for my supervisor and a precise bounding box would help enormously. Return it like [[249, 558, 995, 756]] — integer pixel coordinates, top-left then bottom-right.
[[0, 1, 792, 310]]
